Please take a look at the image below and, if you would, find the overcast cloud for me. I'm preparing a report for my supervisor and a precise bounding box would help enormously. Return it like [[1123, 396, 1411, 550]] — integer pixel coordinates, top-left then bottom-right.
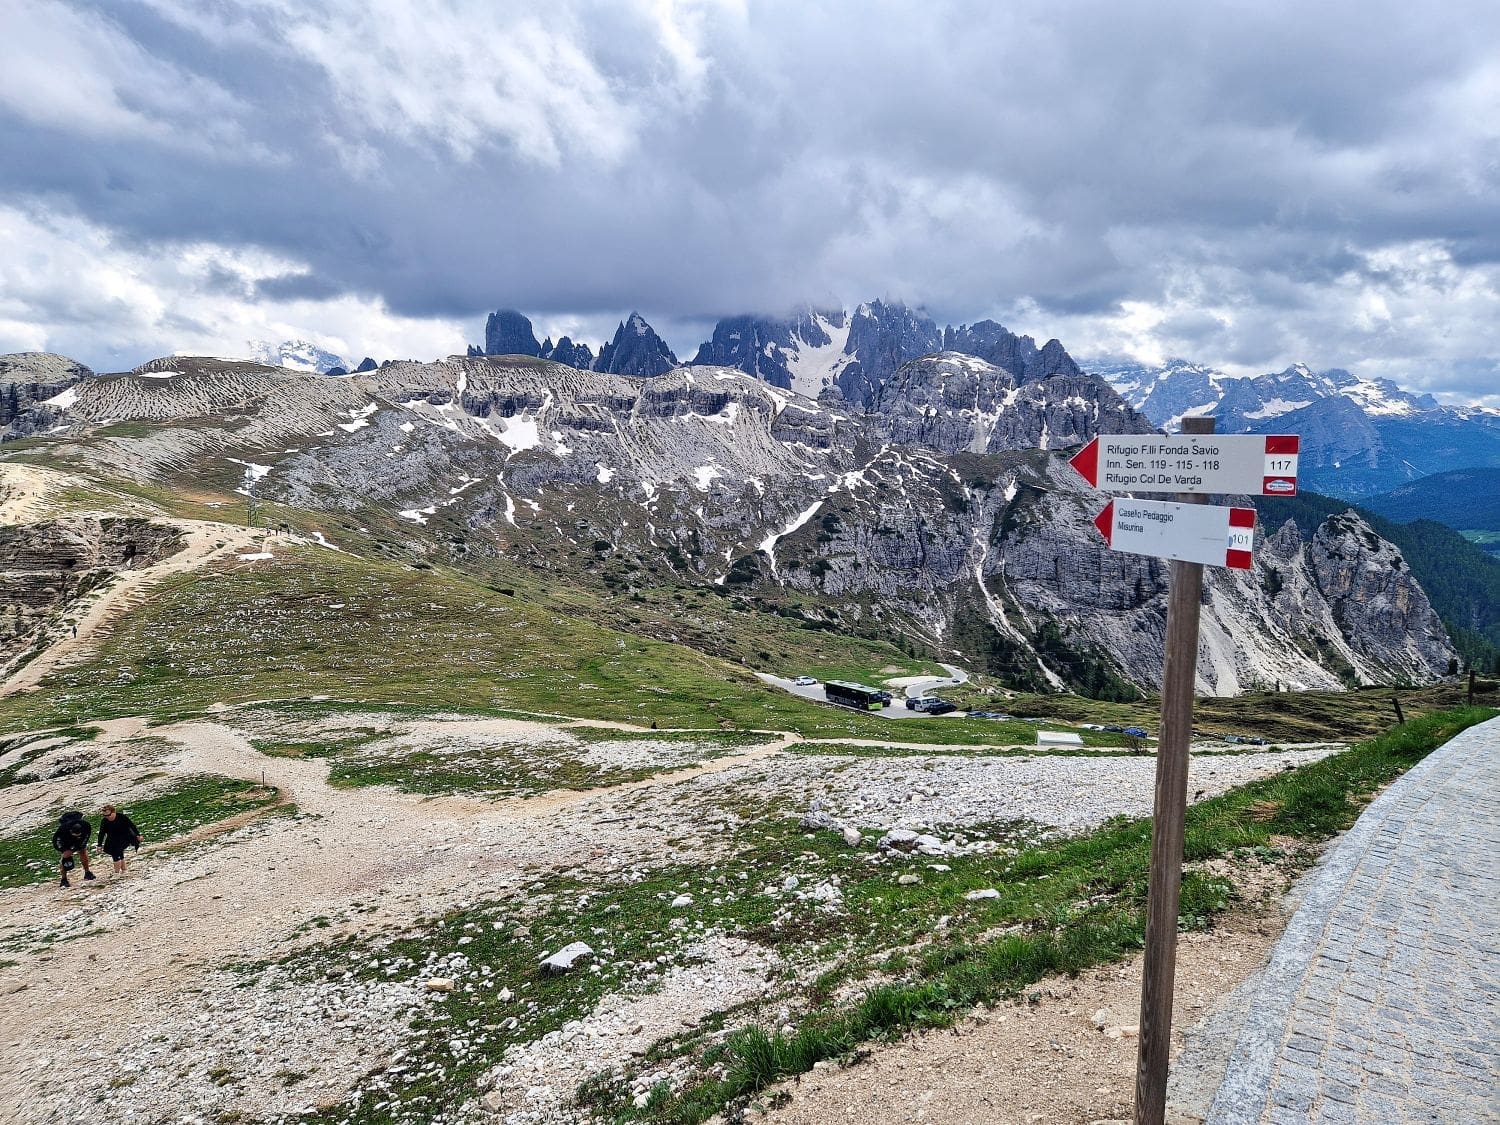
[[1, 0, 1497, 404]]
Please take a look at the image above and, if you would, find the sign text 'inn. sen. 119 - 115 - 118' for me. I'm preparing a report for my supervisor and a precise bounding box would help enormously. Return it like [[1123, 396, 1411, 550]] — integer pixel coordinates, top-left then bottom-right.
[[1063, 419, 1299, 1125]]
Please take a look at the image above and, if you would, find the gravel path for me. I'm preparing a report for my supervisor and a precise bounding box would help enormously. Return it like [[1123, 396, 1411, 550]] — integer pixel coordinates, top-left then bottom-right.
[[1175, 715, 1500, 1124], [0, 709, 1352, 1125]]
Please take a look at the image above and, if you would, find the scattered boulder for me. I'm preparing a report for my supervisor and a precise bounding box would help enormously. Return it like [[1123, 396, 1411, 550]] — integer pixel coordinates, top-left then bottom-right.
[[841, 826, 862, 847], [964, 888, 1000, 901], [539, 942, 594, 975], [423, 978, 455, 993]]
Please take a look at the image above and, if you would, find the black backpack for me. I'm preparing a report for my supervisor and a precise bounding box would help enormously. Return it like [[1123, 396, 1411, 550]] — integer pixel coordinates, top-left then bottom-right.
[[54, 810, 90, 850]]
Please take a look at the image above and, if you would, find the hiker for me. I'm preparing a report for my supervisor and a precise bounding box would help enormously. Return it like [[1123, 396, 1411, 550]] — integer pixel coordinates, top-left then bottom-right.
[[96, 804, 143, 876], [52, 811, 96, 887]]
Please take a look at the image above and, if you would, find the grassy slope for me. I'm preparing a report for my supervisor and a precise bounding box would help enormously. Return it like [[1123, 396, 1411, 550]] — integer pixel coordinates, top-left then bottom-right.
[[0, 546, 1030, 748], [0, 774, 282, 889]]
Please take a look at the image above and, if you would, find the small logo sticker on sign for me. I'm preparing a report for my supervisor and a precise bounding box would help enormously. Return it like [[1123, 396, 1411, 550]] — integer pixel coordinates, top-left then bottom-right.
[[1264, 477, 1297, 494]]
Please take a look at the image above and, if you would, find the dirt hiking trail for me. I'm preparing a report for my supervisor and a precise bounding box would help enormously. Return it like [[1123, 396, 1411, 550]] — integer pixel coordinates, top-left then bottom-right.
[[0, 714, 788, 1123], [2, 520, 270, 696]]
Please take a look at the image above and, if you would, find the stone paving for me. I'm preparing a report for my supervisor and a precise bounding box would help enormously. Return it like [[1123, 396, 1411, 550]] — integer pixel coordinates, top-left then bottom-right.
[[1200, 715, 1500, 1123]]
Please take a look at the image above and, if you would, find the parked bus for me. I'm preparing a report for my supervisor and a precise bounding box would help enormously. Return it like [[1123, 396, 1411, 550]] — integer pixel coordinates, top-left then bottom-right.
[[823, 680, 886, 711]]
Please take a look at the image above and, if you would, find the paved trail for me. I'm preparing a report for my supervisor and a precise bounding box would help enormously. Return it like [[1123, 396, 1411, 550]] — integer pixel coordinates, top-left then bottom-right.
[[1182, 715, 1500, 1124]]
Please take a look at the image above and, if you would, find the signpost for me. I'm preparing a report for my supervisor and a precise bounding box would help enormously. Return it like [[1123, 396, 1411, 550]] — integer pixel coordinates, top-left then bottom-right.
[[1092, 497, 1256, 570], [1064, 417, 1300, 1125], [1069, 433, 1299, 496]]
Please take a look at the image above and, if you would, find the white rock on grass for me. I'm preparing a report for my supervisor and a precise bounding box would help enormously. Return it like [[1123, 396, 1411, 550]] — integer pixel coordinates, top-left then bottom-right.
[[539, 942, 594, 974], [964, 888, 1000, 901]]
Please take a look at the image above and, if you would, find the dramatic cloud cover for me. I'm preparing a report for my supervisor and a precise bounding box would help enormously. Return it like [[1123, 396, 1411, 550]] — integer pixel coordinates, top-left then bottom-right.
[[1, 0, 1497, 403]]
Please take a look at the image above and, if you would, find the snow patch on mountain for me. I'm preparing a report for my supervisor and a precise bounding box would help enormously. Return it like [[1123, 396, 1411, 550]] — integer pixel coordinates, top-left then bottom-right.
[[786, 314, 854, 400]]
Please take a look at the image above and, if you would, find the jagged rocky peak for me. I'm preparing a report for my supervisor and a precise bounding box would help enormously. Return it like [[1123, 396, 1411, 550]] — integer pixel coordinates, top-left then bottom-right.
[[547, 336, 595, 369], [690, 306, 850, 395], [594, 312, 678, 377], [941, 321, 1082, 383], [832, 300, 943, 410], [483, 309, 543, 357]]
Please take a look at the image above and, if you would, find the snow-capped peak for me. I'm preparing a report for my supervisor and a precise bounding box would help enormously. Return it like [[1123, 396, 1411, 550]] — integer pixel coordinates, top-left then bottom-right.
[[249, 339, 349, 374]]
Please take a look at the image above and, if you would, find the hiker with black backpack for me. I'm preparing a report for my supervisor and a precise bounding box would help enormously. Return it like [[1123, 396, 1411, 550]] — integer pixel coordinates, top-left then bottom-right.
[[97, 804, 143, 876], [52, 810, 96, 888]]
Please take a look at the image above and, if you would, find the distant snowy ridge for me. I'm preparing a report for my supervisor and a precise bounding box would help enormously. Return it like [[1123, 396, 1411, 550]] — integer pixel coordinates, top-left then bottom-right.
[[1089, 356, 1500, 498], [248, 339, 350, 374]]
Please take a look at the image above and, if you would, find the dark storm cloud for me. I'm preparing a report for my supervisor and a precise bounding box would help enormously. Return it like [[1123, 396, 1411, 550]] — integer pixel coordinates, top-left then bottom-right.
[[0, 0, 1497, 402]]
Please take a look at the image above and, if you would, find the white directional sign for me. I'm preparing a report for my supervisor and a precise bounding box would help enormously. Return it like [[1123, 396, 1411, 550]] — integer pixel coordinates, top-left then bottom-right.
[[1093, 497, 1256, 570], [1070, 434, 1299, 496]]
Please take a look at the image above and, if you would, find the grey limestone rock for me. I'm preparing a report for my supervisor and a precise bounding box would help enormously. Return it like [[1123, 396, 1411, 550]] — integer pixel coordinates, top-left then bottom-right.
[[594, 313, 677, 377], [483, 309, 543, 357]]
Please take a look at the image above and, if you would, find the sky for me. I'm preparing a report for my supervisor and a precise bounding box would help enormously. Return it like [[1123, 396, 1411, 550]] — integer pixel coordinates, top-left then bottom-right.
[[1, 0, 1497, 406]]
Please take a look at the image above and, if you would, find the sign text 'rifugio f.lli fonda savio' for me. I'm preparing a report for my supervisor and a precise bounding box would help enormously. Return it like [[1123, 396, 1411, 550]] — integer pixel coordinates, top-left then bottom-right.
[[1068, 434, 1299, 496]]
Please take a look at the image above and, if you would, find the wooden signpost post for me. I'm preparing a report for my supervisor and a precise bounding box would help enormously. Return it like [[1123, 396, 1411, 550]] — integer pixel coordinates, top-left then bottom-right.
[[1068, 417, 1300, 1125]]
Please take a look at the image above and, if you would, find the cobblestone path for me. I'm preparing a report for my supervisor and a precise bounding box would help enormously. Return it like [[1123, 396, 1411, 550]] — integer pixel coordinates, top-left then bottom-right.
[[1204, 716, 1499, 1123]]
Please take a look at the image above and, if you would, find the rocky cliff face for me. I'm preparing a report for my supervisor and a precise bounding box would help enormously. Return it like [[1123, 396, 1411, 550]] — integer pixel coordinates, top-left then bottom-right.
[[21, 351, 1457, 695], [690, 308, 847, 392], [0, 518, 183, 666], [483, 310, 543, 357], [832, 300, 944, 409], [871, 353, 1154, 454], [2, 352, 93, 440]]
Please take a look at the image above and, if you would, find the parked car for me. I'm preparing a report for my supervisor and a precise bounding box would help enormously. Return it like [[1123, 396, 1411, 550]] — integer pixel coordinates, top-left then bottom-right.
[[1123, 726, 1150, 738], [1103, 725, 1126, 733], [877, 690, 894, 705], [793, 676, 817, 686], [905, 697, 923, 711], [925, 701, 957, 715], [967, 710, 998, 719]]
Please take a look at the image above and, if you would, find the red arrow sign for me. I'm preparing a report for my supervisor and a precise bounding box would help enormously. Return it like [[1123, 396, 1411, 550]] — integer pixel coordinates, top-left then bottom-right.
[[1071, 437, 1101, 488], [1092, 497, 1256, 569], [1094, 497, 1115, 544], [1068, 434, 1298, 496]]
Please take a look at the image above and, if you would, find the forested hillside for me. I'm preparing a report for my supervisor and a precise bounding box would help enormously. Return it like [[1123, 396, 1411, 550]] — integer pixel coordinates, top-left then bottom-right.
[[1260, 493, 1500, 672]]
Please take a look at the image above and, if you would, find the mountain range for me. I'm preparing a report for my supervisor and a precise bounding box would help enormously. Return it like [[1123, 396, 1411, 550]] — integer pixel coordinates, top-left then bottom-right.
[[238, 307, 1499, 509], [1, 334, 1466, 694], [1093, 357, 1500, 499]]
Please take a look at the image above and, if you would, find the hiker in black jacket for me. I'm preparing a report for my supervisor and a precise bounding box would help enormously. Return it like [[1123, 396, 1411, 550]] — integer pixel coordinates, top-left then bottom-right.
[[51, 811, 95, 888], [97, 804, 143, 876]]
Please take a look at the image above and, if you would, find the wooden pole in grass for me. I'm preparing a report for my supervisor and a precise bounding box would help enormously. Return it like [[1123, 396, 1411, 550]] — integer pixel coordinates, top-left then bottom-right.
[[1133, 415, 1214, 1125]]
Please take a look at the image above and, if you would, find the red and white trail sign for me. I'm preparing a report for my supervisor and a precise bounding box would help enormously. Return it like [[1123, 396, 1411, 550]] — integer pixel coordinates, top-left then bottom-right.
[[1070, 434, 1299, 496], [1092, 497, 1256, 569]]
